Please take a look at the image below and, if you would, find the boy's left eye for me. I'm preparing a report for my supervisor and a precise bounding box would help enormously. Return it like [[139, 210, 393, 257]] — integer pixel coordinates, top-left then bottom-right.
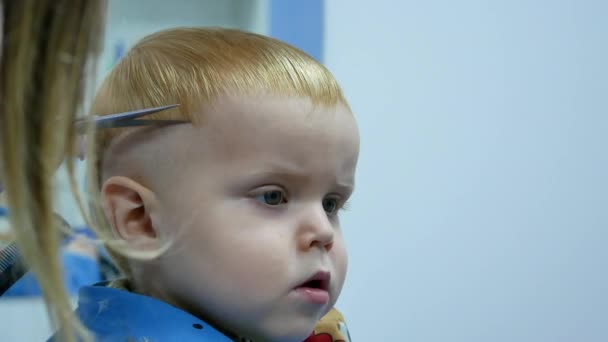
[[255, 189, 288, 206], [251, 188, 344, 215], [322, 196, 341, 215]]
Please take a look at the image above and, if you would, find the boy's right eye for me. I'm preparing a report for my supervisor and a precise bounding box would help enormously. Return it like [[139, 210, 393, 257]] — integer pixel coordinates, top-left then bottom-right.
[[254, 189, 288, 206]]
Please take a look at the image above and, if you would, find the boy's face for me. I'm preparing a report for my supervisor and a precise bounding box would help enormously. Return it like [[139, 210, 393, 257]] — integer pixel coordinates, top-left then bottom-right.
[[106, 95, 359, 341]]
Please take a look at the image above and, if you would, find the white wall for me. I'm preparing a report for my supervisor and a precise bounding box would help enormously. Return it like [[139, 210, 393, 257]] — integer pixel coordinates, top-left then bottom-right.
[[326, 1, 608, 341], [0, 297, 56, 341], [98, 0, 268, 84]]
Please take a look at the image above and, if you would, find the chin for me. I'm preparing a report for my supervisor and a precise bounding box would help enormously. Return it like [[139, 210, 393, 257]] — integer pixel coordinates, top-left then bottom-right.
[[247, 318, 321, 342]]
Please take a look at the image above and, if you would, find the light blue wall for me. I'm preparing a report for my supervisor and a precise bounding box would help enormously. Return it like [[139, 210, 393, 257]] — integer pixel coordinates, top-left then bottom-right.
[[326, 1, 608, 341]]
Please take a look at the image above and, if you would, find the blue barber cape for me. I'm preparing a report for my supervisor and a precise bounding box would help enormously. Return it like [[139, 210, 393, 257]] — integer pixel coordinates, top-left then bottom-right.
[[49, 284, 232, 341]]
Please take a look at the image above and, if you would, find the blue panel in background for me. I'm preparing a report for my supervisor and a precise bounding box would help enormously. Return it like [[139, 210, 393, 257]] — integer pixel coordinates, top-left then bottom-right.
[[269, 0, 324, 63]]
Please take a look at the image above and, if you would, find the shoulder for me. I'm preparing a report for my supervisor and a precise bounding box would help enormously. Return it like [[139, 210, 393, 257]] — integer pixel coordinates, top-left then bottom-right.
[[69, 285, 232, 341]]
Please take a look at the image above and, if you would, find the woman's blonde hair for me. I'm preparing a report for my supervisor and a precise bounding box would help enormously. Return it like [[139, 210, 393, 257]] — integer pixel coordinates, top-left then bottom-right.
[[0, 1, 105, 341], [90, 27, 349, 274]]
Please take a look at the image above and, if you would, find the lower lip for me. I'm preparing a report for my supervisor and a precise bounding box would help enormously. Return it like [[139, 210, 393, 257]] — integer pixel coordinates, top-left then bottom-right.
[[294, 287, 330, 305]]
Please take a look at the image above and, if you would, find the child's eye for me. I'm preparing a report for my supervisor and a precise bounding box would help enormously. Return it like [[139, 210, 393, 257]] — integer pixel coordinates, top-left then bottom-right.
[[255, 189, 288, 206], [322, 196, 341, 215]]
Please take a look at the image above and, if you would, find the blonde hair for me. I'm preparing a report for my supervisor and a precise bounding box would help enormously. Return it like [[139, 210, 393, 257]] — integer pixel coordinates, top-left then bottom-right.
[[90, 27, 348, 274], [0, 1, 105, 341]]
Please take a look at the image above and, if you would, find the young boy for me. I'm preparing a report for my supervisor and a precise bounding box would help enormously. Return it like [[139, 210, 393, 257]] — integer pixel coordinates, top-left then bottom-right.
[[78, 27, 359, 342]]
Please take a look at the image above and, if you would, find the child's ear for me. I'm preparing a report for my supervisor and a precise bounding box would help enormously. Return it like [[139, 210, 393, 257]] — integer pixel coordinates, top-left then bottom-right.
[[101, 176, 160, 250]]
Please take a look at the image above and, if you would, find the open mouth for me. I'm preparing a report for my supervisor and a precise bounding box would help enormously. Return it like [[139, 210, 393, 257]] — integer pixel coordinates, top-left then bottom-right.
[[297, 271, 330, 291], [294, 271, 331, 304]]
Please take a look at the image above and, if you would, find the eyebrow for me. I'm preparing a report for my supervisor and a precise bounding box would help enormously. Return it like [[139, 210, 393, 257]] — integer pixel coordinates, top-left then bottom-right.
[[243, 167, 355, 193]]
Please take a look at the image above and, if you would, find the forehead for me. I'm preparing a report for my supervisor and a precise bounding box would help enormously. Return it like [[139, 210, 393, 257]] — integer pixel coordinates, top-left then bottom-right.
[[171, 95, 360, 180]]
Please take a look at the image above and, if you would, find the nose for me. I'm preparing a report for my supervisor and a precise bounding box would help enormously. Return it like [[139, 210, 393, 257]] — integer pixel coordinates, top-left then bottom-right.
[[297, 203, 335, 252]]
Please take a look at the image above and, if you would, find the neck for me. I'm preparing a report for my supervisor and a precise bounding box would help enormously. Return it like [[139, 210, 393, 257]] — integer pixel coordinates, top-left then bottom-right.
[[128, 277, 254, 341]]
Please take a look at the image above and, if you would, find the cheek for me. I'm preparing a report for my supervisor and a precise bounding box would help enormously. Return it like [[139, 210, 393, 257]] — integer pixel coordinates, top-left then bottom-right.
[[332, 237, 349, 287], [226, 235, 291, 290], [166, 203, 293, 289]]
